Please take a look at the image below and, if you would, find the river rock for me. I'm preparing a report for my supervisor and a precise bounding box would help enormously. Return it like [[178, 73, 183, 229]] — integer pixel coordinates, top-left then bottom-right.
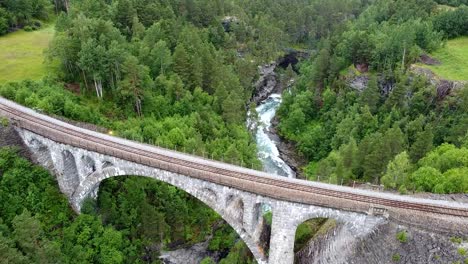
[[252, 63, 281, 105]]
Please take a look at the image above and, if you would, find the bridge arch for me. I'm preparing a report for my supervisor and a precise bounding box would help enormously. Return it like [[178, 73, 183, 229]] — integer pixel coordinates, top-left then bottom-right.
[[71, 165, 268, 264]]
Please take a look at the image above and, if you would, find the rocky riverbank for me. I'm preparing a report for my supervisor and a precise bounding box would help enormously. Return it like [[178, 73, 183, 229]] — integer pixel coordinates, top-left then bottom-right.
[[268, 116, 307, 178]]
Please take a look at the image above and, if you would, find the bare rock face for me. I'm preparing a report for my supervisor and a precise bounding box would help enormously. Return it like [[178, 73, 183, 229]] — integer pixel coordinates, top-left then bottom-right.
[[296, 221, 467, 264], [348, 75, 369, 92], [419, 54, 441, 66], [410, 65, 468, 100], [159, 240, 212, 264], [349, 223, 466, 264], [252, 63, 280, 105]]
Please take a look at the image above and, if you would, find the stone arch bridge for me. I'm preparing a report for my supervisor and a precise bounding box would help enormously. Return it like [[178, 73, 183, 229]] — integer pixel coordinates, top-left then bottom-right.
[[1, 97, 468, 264]]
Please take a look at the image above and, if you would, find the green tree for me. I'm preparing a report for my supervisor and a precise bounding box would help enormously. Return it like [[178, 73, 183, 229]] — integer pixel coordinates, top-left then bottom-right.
[[172, 44, 191, 87], [359, 75, 380, 114], [410, 127, 434, 163], [0, 234, 29, 264], [411, 166, 442, 192], [381, 151, 412, 189], [118, 56, 152, 116], [150, 40, 172, 77]]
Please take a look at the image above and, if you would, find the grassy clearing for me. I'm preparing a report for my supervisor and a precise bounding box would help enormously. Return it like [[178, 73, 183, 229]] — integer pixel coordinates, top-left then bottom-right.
[[0, 25, 56, 84], [419, 37, 468, 81]]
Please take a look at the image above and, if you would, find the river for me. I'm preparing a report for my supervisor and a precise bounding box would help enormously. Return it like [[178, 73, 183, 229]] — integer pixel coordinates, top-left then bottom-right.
[[254, 94, 295, 178]]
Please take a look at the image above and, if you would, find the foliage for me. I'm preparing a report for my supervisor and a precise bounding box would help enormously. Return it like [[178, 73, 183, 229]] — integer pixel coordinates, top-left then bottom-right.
[[294, 218, 329, 252], [381, 152, 412, 190], [392, 253, 401, 262], [451, 237, 464, 244], [0, 0, 53, 36], [279, 9, 468, 192], [433, 6, 468, 38], [0, 117, 8, 127], [208, 224, 238, 252], [218, 241, 256, 264], [0, 147, 131, 263], [201, 257, 216, 264], [396, 230, 408, 243], [459, 247, 467, 256]]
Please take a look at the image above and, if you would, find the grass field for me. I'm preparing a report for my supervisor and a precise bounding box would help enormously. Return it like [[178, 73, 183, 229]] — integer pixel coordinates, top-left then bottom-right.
[[419, 37, 468, 81], [0, 25, 56, 84]]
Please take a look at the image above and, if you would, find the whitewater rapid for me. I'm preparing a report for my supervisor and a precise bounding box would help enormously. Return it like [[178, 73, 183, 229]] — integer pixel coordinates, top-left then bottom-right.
[[254, 94, 295, 178]]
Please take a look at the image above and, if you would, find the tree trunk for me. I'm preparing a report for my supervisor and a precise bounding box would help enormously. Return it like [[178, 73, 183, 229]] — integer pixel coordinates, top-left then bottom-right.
[[64, 0, 70, 13], [82, 69, 89, 92], [136, 98, 142, 117], [54, 0, 59, 14], [98, 80, 103, 98], [94, 79, 100, 98]]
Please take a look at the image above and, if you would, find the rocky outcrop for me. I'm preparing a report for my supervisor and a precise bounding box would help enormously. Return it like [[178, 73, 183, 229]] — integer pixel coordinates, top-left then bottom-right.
[[252, 63, 281, 105], [410, 65, 467, 99], [350, 222, 466, 264], [160, 240, 213, 264], [348, 75, 369, 92], [296, 221, 468, 264], [221, 16, 240, 32]]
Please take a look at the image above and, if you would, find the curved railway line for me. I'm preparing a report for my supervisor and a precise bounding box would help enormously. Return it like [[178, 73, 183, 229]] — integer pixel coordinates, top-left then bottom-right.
[[1, 97, 468, 219]]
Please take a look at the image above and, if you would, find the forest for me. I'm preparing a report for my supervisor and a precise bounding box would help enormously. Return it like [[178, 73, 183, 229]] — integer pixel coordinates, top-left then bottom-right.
[[278, 0, 468, 194], [0, 0, 467, 263]]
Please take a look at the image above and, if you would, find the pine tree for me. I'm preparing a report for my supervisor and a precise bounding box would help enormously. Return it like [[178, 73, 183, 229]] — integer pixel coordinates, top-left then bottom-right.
[[172, 44, 191, 87], [360, 75, 380, 114], [410, 127, 434, 163]]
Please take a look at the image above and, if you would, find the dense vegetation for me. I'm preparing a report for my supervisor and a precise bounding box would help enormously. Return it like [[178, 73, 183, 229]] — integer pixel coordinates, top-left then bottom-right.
[[1, 0, 468, 262], [0, 147, 131, 263], [0, 0, 57, 35], [1, 0, 369, 261], [278, 0, 468, 193]]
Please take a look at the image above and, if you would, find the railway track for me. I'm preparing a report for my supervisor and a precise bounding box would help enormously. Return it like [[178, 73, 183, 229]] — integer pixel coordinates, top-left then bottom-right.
[[1, 98, 468, 218]]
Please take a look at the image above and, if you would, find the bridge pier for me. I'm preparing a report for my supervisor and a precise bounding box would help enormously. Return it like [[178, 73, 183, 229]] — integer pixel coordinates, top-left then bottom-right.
[[268, 202, 297, 264]]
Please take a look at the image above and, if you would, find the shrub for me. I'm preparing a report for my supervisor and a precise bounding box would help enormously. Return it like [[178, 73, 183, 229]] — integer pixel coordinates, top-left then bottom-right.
[[459, 248, 467, 256], [0, 117, 8, 127], [201, 257, 215, 264], [24, 26, 33, 32], [451, 237, 463, 244], [392, 253, 401, 262], [398, 185, 408, 195], [397, 230, 408, 243]]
